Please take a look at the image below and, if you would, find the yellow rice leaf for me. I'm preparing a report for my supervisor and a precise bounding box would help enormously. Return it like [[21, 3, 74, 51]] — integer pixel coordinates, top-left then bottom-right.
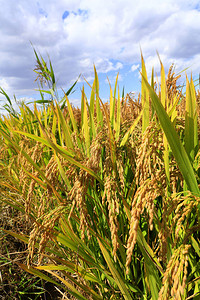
[[159, 59, 170, 183], [109, 82, 114, 126], [88, 80, 97, 138], [113, 73, 119, 106], [82, 89, 90, 157], [18, 263, 61, 286], [114, 87, 121, 140], [110, 73, 118, 129], [160, 60, 167, 109], [36, 264, 101, 284], [94, 66, 103, 127], [90, 79, 95, 117], [45, 270, 100, 300], [185, 75, 198, 161], [141, 52, 150, 133], [51, 114, 57, 143]]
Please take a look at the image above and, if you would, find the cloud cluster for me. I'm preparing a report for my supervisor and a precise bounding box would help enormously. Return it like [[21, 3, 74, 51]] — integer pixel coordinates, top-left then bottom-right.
[[1, 0, 200, 100]]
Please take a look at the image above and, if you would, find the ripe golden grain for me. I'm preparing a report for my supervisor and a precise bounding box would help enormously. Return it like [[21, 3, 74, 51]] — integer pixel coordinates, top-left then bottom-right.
[[158, 244, 190, 300], [102, 175, 119, 260], [126, 121, 166, 272], [166, 64, 182, 106]]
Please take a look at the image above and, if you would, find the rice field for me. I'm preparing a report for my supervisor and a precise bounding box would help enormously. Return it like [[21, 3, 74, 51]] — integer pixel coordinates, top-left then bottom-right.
[[0, 51, 200, 299]]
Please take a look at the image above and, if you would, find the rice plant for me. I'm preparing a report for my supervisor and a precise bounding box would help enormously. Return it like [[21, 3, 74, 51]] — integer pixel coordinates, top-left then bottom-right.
[[0, 50, 199, 299]]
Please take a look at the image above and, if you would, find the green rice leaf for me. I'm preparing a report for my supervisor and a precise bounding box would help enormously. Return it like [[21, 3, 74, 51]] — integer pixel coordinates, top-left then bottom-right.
[[90, 79, 95, 117], [56, 233, 97, 265], [55, 102, 74, 152], [88, 87, 97, 138], [64, 75, 80, 97], [137, 229, 162, 299], [98, 239, 133, 300]]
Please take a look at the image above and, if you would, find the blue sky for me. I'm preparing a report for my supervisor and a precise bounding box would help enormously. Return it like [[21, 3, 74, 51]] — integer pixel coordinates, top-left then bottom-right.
[[1, 0, 200, 107]]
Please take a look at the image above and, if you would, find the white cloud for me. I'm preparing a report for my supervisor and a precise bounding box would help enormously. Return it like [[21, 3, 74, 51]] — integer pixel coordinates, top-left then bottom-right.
[[131, 64, 140, 72], [0, 0, 200, 101], [0, 78, 10, 92], [104, 74, 123, 85]]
